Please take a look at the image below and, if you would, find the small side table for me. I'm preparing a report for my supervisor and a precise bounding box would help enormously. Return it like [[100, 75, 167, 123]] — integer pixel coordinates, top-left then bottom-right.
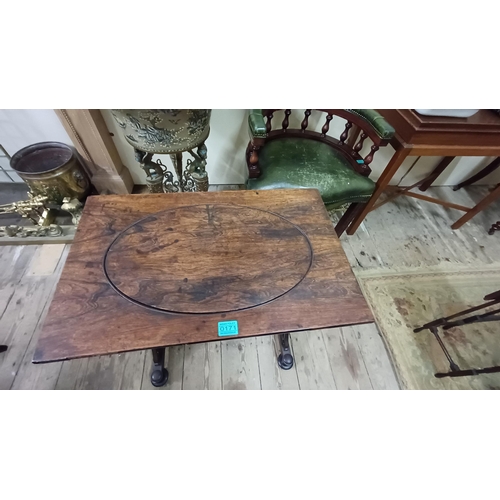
[[32, 189, 373, 387], [346, 110, 500, 234]]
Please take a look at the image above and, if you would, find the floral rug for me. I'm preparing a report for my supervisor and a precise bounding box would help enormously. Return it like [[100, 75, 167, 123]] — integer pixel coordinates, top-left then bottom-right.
[[356, 266, 500, 390]]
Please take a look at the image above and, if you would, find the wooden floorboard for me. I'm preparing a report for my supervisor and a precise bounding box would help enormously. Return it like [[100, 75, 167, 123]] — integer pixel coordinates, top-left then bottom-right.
[[322, 327, 373, 390], [221, 337, 261, 390], [5, 245, 68, 390], [3, 185, 497, 389], [292, 330, 337, 390]]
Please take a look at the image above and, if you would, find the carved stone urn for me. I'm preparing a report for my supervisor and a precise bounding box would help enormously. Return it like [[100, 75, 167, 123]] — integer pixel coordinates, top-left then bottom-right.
[[111, 109, 211, 193]]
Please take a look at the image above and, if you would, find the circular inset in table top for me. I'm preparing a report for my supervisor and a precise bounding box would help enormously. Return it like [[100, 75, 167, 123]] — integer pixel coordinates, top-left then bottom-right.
[[103, 204, 313, 314]]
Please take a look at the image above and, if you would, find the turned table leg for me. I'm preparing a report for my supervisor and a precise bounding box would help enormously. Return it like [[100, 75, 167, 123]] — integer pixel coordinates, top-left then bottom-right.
[[418, 156, 454, 191], [277, 333, 294, 370], [150, 347, 169, 387], [454, 157, 500, 191]]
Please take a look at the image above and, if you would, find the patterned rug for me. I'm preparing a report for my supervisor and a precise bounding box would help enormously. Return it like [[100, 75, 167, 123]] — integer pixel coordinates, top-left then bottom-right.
[[356, 266, 500, 390]]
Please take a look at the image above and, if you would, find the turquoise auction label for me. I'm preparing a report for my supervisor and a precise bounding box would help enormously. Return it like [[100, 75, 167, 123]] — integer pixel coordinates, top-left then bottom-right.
[[218, 320, 239, 336]]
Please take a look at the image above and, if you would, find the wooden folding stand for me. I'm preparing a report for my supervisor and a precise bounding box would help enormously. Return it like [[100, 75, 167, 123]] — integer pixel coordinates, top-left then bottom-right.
[[414, 290, 500, 378]]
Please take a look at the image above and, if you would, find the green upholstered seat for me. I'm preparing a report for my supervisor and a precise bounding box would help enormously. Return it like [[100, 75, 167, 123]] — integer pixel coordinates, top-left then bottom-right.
[[247, 137, 376, 209]]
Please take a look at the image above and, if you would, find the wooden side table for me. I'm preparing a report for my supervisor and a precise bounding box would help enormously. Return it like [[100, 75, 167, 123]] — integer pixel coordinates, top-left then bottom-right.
[[33, 189, 373, 387], [346, 110, 500, 235]]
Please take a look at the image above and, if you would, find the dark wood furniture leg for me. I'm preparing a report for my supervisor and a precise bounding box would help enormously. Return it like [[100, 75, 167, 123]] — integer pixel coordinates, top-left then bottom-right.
[[347, 146, 411, 235], [418, 156, 454, 191], [150, 347, 169, 387], [488, 221, 500, 235], [335, 203, 365, 236], [277, 333, 294, 370], [454, 157, 500, 191], [0, 345, 7, 353], [451, 183, 500, 229]]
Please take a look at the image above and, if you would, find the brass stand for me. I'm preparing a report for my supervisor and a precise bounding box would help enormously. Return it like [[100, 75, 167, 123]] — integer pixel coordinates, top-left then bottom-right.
[[135, 143, 209, 194]]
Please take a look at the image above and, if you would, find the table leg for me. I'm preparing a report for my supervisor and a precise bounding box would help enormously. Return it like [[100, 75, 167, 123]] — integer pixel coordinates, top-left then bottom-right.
[[418, 156, 454, 191], [150, 347, 169, 387], [451, 183, 500, 230], [347, 146, 411, 235], [454, 157, 500, 191], [277, 333, 294, 370]]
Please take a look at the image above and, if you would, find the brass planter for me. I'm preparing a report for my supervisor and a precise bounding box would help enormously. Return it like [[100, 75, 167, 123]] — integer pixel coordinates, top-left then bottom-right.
[[10, 142, 91, 205]]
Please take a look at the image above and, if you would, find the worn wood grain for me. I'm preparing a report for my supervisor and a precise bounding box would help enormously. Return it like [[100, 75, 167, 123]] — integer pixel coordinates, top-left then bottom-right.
[[183, 342, 222, 390], [322, 327, 373, 390], [104, 204, 313, 314], [34, 189, 372, 364], [0, 246, 36, 318], [55, 357, 90, 390], [292, 330, 337, 390], [352, 323, 399, 390], [27, 244, 65, 276], [221, 338, 261, 390], [8, 246, 69, 390]]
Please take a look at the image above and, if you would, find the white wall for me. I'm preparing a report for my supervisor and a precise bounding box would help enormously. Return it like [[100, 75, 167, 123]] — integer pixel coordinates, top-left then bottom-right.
[[101, 109, 500, 187], [0, 109, 73, 156], [0, 109, 74, 183]]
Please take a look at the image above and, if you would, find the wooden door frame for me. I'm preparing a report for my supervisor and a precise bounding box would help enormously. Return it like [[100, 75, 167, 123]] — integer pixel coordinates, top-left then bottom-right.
[[55, 109, 134, 194]]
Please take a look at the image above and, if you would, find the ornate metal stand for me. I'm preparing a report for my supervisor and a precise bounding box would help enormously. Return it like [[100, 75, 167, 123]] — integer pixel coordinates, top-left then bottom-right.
[[111, 109, 211, 194], [414, 290, 500, 378], [277, 333, 294, 370], [150, 347, 169, 387], [135, 143, 209, 194]]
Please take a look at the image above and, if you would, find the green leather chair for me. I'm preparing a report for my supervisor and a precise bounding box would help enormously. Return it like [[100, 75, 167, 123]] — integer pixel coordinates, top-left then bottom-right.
[[246, 109, 395, 235]]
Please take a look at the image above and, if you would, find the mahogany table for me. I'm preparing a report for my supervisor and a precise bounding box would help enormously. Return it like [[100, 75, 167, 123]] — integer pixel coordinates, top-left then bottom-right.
[[33, 189, 373, 387], [346, 109, 500, 235]]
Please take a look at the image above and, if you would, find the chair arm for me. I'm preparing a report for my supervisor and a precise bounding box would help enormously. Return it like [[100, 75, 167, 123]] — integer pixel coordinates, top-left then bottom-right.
[[248, 109, 267, 139], [348, 109, 395, 140]]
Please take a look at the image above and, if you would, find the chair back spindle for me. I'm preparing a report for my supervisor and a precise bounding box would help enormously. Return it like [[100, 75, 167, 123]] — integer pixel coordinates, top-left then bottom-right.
[[282, 109, 291, 131], [339, 121, 352, 145], [266, 113, 273, 133], [364, 145, 379, 166], [301, 110, 312, 132], [321, 114, 333, 136], [353, 132, 368, 155]]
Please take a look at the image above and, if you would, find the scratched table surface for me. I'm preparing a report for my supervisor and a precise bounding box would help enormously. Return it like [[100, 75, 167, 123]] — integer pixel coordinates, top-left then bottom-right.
[[33, 189, 373, 363]]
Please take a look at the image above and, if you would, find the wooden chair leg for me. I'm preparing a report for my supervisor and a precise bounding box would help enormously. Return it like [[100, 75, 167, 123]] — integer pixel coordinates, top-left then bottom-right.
[[335, 203, 364, 236]]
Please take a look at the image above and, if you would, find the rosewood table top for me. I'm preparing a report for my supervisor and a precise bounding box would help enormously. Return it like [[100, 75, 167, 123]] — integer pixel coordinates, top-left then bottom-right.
[[34, 189, 373, 364]]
